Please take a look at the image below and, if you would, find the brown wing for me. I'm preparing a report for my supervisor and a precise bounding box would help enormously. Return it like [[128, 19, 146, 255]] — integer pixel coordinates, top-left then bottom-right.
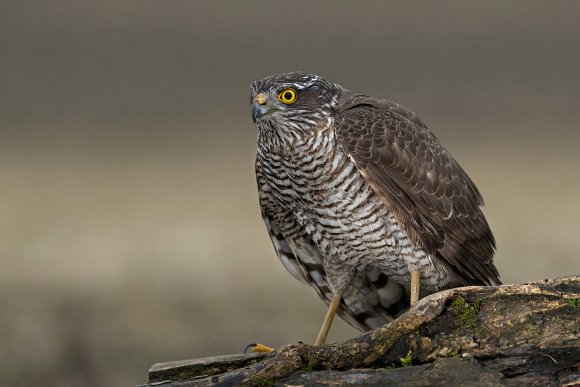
[[335, 93, 500, 286]]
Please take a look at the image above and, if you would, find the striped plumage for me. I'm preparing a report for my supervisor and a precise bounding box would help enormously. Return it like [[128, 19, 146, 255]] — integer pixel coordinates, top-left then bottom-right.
[[251, 72, 500, 333]]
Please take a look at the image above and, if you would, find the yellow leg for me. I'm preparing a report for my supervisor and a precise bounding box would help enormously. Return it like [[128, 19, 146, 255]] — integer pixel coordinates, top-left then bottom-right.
[[315, 293, 342, 346], [410, 270, 420, 306]]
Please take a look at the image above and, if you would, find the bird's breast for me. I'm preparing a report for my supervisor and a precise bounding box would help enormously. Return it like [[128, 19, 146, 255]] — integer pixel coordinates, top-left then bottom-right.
[[258, 130, 385, 236], [259, 130, 354, 207]]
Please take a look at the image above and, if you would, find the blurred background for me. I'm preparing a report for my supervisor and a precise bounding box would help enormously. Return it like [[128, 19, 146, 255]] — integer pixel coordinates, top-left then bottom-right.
[[1, 1, 579, 386]]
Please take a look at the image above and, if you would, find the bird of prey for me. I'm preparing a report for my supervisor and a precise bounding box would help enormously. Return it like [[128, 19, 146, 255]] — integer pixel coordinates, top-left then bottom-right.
[[250, 72, 500, 346]]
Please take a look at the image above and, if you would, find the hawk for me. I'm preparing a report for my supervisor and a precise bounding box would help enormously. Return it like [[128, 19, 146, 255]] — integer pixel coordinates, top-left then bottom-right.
[[250, 72, 500, 346]]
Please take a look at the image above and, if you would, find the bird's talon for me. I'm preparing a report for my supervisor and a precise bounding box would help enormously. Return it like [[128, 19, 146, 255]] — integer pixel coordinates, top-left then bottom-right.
[[244, 343, 275, 353]]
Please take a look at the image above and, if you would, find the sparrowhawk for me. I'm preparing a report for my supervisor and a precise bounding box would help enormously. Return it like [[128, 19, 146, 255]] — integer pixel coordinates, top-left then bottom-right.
[[250, 72, 500, 346]]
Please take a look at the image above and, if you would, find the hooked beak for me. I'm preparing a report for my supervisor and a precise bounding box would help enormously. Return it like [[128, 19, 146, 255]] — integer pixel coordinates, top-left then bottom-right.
[[252, 103, 267, 123], [252, 93, 268, 123]]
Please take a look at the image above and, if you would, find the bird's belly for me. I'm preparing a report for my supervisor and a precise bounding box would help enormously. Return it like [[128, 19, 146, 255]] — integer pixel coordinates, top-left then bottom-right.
[[285, 182, 447, 291], [259, 143, 450, 292]]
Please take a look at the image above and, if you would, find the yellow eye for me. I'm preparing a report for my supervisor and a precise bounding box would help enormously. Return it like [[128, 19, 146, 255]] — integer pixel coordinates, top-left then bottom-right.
[[277, 88, 297, 104]]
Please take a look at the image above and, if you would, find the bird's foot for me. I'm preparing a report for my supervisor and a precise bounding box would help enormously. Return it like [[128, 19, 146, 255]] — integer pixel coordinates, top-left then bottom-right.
[[244, 343, 275, 353], [244, 341, 305, 354]]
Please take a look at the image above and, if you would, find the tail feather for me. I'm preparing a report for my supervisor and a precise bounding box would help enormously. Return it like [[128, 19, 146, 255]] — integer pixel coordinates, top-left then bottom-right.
[[337, 266, 409, 331]]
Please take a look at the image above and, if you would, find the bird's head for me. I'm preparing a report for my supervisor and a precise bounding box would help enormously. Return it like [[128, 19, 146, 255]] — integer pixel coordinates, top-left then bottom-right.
[[250, 72, 341, 135]]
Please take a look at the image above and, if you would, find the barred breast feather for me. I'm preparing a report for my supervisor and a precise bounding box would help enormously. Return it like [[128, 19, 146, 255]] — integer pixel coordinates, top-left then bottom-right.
[[257, 153, 410, 331]]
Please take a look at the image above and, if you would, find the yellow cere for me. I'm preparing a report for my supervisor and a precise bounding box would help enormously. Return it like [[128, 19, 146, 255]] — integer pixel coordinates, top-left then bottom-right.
[[256, 93, 267, 105], [277, 88, 297, 104]]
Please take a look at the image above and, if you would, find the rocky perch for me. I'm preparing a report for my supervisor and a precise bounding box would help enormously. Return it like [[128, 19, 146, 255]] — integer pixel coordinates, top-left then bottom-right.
[[139, 276, 579, 386]]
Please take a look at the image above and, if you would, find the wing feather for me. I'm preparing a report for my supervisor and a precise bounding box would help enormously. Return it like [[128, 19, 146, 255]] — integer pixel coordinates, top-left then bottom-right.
[[335, 93, 500, 286]]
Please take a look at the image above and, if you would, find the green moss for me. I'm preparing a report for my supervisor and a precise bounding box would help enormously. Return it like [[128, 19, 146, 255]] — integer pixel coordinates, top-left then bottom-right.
[[564, 298, 579, 308], [301, 364, 313, 372], [451, 295, 480, 329], [257, 378, 274, 387], [400, 350, 413, 367]]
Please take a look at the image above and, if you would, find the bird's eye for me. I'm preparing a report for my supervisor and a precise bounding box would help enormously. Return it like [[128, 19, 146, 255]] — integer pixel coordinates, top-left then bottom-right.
[[277, 88, 297, 104]]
